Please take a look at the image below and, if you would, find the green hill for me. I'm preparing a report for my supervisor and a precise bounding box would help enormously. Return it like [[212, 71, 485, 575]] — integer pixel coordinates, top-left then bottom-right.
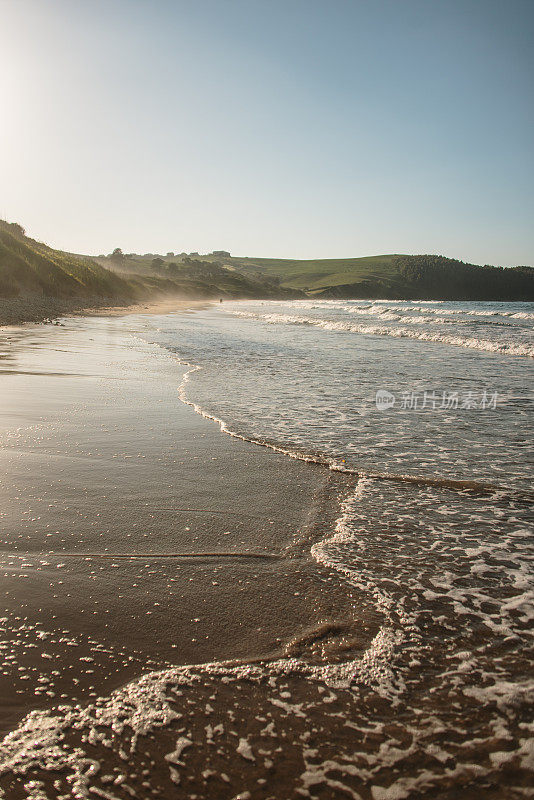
[[0, 222, 304, 324], [0, 221, 135, 300], [95, 251, 302, 301], [219, 254, 402, 292], [216, 253, 534, 301], [1, 221, 532, 325]]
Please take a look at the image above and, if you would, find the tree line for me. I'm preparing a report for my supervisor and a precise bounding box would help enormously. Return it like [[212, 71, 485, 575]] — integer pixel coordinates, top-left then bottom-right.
[[394, 255, 534, 301]]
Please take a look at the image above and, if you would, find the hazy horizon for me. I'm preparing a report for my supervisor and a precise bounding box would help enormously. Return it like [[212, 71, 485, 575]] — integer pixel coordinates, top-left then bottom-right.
[[2, 0, 533, 266]]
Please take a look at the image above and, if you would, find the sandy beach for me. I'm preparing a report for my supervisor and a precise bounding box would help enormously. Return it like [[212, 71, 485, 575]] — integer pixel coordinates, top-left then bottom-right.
[[0, 295, 213, 328], [0, 310, 376, 795]]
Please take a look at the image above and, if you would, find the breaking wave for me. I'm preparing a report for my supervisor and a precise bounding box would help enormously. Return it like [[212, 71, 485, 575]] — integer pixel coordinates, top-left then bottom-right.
[[231, 310, 534, 357]]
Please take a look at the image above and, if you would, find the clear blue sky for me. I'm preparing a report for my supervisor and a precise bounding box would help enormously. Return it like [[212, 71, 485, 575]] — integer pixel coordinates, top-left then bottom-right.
[[1, 0, 532, 265]]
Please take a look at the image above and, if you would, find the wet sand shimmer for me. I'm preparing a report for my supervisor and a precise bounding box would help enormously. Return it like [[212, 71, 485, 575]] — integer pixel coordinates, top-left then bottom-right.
[[0, 314, 368, 734]]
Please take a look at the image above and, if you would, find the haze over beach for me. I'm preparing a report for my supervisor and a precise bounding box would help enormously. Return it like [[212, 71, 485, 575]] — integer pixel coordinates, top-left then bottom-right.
[[0, 2, 533, 800]]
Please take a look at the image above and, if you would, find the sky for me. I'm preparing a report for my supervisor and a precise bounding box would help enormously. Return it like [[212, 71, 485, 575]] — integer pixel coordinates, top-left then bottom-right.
[[1, 0, 533, 265]]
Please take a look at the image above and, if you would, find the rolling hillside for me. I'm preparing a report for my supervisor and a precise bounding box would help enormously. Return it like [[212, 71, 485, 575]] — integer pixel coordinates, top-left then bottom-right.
[[0, 222, 304, 324], [214, 253, 534, 301], [0, 221, 135, 300], [217, 254, 402, 292], [1, 220, 532, 326], [94, 251, 302, 300]]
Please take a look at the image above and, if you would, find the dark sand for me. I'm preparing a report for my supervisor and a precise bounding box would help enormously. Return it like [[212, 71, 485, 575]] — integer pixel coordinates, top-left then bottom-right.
[[0, 314, 368, 735]]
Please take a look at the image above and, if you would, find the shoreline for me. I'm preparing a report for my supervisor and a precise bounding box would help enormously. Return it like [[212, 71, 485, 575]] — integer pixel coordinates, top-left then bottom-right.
[[0, 312, 365, 736], [0, 309, 385, 800], [81, 296, 215, 317], [0, 294, 214, 328]]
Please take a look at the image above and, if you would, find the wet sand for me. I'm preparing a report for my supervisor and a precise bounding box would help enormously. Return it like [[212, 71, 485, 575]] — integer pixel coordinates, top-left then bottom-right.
[[0, 294, 211, 328], [0, 313, 367, 735], [80, 297, 213, 318]]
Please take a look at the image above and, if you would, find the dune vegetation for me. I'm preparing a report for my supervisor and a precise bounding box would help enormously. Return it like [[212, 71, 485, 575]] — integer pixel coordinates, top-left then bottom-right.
[[0, 221, 134, 301]]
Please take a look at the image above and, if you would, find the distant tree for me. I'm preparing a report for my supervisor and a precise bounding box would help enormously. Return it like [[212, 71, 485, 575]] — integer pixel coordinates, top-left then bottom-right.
[[10, 222, 25, 237], [151, 257, 165, 272], [110, 248, 125, 263], [0, 221, 26, 238], [167, 252, 174, 258]]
